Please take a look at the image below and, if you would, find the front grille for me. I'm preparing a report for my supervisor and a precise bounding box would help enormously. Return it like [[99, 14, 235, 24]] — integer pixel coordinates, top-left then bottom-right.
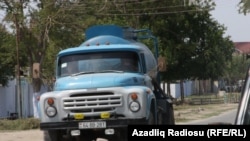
[[63, 92, 122, 114]]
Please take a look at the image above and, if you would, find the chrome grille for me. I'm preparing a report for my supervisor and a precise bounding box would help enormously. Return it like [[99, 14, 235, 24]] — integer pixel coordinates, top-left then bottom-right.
[[63, 93, 122, 113]]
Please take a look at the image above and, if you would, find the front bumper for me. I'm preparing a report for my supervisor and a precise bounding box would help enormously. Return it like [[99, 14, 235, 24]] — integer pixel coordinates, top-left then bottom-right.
[[40, 118, 147, 130]]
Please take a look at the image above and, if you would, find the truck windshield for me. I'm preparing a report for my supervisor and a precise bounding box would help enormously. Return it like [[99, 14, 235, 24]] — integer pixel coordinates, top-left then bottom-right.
[[57, 51, 140, 77]]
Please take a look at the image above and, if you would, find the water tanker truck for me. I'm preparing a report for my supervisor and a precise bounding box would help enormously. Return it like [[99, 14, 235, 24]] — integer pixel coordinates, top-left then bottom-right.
[[39, 25, 175, 141]]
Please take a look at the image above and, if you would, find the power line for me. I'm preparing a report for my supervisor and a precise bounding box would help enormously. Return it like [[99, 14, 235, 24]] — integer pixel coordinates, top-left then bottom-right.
[[95, 9, 210, 16]]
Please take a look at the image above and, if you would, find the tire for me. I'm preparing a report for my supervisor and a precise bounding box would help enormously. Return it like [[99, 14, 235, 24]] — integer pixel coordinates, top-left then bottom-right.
[[148, 107, 156, 125], [43, 130, 68, 141], [165, 104, 175, 125], [157, 111, 163, 125], [44, 130, 57, 141], [120, 128, 128, 141], [109, 128, 127, 141], [157, 103, 175, 125]]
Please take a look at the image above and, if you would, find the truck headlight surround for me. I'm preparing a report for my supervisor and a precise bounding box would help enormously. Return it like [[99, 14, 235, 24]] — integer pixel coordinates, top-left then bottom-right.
[[45, 106, 57, 117], [129, 101, 140, 112]]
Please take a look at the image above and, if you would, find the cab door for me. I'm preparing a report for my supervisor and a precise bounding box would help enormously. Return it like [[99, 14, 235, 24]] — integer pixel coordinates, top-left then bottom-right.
[[151, 79, 175, 125], [235, 66, 250, 125]]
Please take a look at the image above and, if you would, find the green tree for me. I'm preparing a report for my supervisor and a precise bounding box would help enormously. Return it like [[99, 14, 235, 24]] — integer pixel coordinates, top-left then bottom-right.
[[0, 0, 95, 88], [239, 0, 250, 14], [0, 0, 97, 117], [93, 0, 235, 101], [118, 0, 235, 98], [0, 24, 16, 86], [0, 0, 236, 106]]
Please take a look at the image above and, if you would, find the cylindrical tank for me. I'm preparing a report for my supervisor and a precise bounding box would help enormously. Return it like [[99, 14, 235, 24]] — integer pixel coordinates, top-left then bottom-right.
[[82, 25, 158, 79], [133, 41, 158, 79]]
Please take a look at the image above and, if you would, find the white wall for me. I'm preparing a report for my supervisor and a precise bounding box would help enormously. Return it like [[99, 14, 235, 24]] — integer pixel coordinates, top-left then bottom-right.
[[161, 80, 193, 98]]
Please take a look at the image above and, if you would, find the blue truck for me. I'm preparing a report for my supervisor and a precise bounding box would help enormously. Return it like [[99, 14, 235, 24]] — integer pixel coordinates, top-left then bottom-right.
[[39, 25, 175, 141]]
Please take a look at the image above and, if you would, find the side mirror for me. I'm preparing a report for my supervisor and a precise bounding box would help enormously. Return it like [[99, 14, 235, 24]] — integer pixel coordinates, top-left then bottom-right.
[[158, 56, 166, 72]]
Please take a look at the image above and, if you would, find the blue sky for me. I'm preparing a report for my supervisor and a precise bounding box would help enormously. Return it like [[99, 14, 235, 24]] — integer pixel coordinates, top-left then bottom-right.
[[211, 0, 250, 42]]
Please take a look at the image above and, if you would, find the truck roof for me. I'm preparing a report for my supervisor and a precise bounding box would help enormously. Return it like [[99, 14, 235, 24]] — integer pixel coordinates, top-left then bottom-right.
[[58, 34, 150, 57], [58, 43, 144, 56]]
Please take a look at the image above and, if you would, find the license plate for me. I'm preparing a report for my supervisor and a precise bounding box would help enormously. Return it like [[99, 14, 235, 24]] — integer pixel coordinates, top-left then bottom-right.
[[79, 121, 106, 129]]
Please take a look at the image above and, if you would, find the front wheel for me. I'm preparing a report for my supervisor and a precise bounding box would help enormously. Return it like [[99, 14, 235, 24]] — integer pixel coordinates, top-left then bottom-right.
[[158, 103, 175, 125], [148, 107, 156, 125], [109, 128, 127, 141], [44, 130, 59, 141], [165, 103, 175, 125], [44, 130, 71, 141]]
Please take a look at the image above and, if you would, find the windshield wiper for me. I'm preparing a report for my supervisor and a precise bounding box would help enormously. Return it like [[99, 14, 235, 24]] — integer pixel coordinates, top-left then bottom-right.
[[71, 71, 96, 76], [99, 70, 124, 73]]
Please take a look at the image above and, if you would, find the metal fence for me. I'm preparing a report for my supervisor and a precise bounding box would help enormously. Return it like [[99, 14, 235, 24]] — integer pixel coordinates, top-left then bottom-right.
[[0, 78, 47, 119]]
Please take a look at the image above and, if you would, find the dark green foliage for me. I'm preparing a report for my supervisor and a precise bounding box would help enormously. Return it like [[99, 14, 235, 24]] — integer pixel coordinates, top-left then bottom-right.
[[0, 25, 16, 86]]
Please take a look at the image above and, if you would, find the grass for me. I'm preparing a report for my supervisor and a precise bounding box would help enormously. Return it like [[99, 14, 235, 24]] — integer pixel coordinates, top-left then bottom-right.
[[178, 92, 240, 101], [0, 118, 40, 131]]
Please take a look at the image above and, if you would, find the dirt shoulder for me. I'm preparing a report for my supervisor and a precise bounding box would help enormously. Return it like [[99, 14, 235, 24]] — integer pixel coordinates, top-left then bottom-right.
[[0, 129, 43, 141], [174, 103, 239, 123]]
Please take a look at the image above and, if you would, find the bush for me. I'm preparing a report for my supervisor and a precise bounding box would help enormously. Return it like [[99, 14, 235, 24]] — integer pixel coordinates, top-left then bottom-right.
[[0, 118, 40, 130]]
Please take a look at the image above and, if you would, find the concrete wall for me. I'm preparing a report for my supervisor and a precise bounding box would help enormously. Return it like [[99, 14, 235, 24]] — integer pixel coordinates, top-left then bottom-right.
[[161, 80, 193, 98]]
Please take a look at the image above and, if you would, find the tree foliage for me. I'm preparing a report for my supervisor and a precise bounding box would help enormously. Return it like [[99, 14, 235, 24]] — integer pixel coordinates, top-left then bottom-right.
[[0, 0, 235, 92], [0, 24, 16, 86], [239, 0, 250, 14]]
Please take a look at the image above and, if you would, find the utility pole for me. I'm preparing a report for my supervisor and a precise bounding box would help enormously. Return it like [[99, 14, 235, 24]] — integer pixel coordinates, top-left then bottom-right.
[[14, 12, 22, 118]]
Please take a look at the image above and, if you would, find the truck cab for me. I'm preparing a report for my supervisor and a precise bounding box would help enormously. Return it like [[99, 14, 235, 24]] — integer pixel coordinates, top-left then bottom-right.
[[39, 25, 174, 141]]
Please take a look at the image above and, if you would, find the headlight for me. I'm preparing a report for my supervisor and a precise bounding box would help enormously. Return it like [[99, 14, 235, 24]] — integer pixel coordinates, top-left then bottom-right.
[[46, 106, 57, 117], [129, 101, 140, 112]]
